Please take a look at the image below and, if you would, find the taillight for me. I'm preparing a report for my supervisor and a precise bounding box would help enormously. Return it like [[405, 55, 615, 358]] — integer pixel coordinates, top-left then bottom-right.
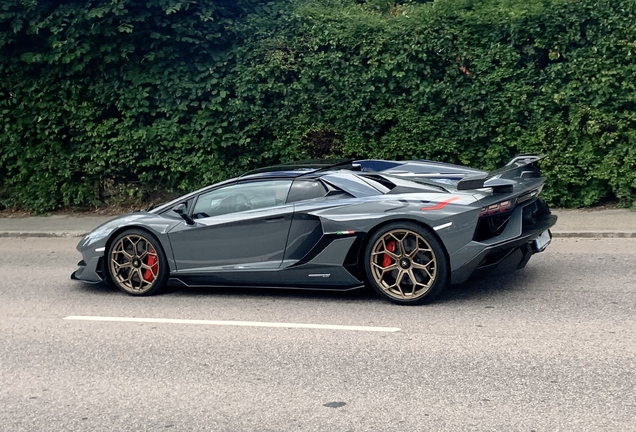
[[479, 199, 515, 217]]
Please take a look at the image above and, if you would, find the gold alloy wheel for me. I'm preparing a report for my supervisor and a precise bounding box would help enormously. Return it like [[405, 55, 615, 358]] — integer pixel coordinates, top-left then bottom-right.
[[369, 229, 437, 300], [109, 234, 160, 293]]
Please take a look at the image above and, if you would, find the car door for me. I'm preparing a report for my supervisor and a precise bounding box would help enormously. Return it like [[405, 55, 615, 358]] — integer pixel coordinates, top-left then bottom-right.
[[168, 179, 294, 272]]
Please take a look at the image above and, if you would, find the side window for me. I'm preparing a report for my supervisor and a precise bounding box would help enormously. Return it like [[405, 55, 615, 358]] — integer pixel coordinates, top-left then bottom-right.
[[286, 180, 328, 204], [192, 180, 293, 219]]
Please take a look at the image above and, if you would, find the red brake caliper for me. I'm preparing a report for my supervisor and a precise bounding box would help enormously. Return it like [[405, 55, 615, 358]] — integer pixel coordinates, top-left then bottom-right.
[[383, 241, 396, 268], [144, 246, 158, 282]]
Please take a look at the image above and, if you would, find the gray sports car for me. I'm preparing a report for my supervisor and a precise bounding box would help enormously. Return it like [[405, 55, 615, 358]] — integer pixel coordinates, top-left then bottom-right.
[[72, 155, 556, 305]]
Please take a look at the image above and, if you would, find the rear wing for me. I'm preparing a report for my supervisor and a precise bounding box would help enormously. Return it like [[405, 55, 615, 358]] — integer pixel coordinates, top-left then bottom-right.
[[457, 154, 545, 192]]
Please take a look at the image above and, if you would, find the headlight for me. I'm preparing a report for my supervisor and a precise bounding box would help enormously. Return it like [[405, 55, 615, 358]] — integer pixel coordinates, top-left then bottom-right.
[[79, 227, 114, 248]]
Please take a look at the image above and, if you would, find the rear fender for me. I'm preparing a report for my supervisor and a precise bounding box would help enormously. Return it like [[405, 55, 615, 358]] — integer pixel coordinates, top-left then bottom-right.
[[356, 218, 451, 283]]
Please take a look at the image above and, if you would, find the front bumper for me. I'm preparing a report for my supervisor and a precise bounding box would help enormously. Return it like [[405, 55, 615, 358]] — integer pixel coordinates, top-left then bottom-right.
[[450, 204, 557, 284], [70, 256, 106, 284]]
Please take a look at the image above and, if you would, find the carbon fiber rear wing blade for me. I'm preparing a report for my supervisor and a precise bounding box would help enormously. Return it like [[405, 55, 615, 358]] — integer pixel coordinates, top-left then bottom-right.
[[456, 154, 546, 191]]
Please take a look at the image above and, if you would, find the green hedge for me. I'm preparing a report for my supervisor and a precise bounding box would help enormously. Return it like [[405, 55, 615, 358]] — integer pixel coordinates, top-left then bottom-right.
[[1, 0, 635, 212]]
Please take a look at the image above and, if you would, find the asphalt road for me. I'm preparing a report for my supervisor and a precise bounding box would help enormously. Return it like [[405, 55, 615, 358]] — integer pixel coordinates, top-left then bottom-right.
[[1, 237, 635, 432]]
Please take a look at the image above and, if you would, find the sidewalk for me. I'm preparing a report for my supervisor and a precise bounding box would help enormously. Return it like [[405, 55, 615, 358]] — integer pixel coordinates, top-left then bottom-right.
[[0, 215, 112, 238], [550, 209, 636, 238], [0, 209, 634, 238]]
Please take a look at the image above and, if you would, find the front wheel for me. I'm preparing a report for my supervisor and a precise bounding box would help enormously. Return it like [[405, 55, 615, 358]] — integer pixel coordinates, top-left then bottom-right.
[[364, 222, 449, 305], [107, 229, 168, 296]]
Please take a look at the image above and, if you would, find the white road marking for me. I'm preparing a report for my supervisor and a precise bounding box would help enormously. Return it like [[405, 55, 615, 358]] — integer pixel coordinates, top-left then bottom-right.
[[63, 316, 401, 332]]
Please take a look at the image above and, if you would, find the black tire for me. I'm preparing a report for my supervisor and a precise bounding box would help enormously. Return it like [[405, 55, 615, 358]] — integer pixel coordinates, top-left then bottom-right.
[[364, 222, 449, 305], [106, 229, 169, 296]]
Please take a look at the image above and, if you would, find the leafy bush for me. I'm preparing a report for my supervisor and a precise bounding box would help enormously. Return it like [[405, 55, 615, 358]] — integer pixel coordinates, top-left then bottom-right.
[[0, 0, 634, 212]]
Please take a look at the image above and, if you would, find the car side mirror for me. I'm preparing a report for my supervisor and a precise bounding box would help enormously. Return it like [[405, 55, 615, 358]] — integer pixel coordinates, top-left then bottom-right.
[[173, 203, 195, 225]]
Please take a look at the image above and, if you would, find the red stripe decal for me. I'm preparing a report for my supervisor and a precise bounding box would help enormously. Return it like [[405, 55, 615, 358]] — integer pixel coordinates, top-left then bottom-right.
[[420, 197, 460, 211]]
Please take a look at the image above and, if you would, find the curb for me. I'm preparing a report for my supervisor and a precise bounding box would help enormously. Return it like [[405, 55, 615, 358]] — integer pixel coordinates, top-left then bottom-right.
[[0, 231, 89, 238], [552, 232, 636, 239]]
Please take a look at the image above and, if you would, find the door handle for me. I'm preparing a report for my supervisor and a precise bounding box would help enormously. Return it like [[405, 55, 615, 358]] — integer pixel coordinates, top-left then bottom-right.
[[264, 215, 285, 223]]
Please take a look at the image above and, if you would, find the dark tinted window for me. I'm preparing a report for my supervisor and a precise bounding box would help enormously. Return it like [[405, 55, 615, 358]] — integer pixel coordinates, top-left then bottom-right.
[[286, 180, 328, 203], [192, 180, 293, 219]]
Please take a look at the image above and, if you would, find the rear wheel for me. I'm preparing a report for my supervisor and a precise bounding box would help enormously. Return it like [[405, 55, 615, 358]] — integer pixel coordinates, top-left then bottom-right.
[[107, 229, 168, 296], [364, 222, 448, 305]]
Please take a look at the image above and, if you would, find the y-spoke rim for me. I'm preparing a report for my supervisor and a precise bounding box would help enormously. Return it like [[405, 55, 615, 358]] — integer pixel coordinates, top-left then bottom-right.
[[109, 234, 160, 293], [370, 229, 437, 300]]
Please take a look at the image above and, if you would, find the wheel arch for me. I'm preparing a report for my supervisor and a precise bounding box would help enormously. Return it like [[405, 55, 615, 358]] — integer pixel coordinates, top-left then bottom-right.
[[103, 225, 175, 274], [356, 218, 451, 282]]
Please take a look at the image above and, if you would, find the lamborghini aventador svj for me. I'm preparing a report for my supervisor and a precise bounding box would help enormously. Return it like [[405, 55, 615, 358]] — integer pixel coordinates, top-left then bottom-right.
[[72, 155, 557, 305]]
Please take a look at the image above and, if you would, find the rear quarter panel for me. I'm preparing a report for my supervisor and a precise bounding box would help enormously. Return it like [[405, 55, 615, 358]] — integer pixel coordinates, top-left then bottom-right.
[[304, 194, 481, 264]]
